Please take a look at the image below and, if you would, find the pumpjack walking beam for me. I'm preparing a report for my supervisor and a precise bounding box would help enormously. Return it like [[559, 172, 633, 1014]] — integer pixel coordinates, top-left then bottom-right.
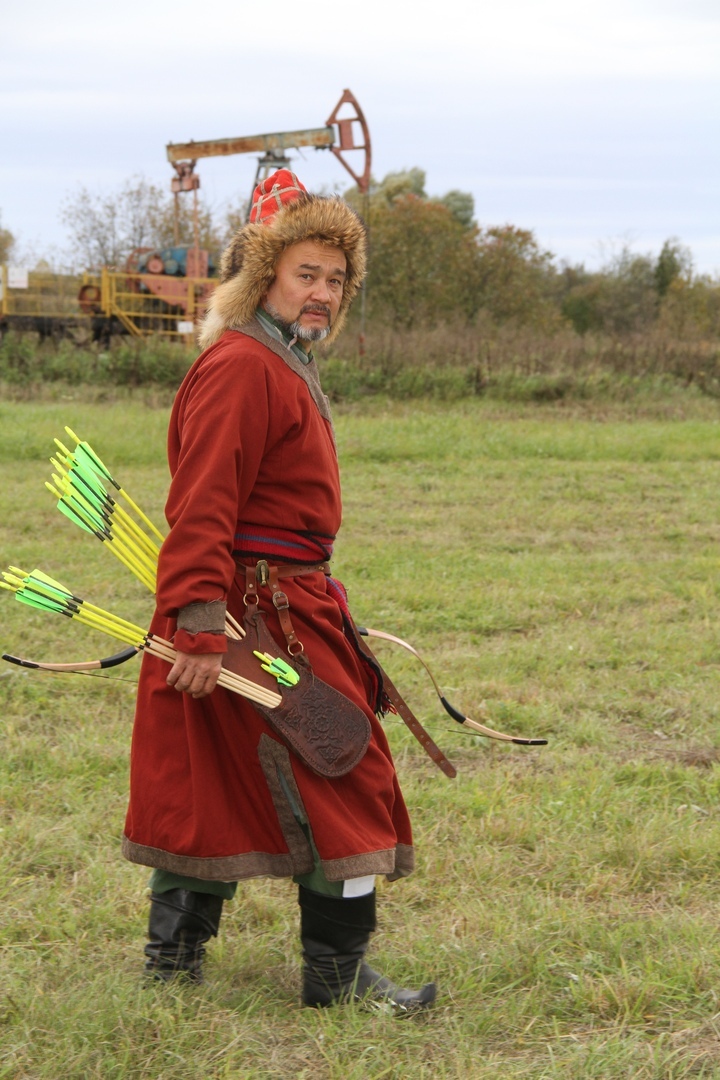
[[165, 88, 372, 208]]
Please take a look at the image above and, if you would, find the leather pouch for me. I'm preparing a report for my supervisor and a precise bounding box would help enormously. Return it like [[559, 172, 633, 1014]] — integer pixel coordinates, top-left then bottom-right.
[[221, 610, 371, 778]]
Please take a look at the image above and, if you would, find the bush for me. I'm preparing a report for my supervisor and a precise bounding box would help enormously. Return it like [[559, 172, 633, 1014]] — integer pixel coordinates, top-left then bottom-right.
[[2, 319, 720, 407], [326, 318, 720, 402], [0, 333, 195, 389]]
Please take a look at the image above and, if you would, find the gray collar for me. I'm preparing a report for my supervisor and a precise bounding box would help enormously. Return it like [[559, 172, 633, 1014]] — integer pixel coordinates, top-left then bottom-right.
[[254, 308, 313, 366]]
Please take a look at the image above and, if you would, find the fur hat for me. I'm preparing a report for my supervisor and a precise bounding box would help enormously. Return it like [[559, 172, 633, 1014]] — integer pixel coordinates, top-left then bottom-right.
[[199, 169, 367, 350]]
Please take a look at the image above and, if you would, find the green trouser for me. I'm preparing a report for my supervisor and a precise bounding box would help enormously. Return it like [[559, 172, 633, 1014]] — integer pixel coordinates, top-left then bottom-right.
[[149, 776, 344, 898]]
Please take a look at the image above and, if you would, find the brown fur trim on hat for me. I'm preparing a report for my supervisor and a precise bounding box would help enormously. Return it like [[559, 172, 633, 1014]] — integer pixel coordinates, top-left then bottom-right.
[[199, 195, 367, 351]]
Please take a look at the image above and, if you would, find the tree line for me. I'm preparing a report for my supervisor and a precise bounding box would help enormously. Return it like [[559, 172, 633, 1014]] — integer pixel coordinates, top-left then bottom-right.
[[345, 169, 720, 340], [2, 169, 719, 341]]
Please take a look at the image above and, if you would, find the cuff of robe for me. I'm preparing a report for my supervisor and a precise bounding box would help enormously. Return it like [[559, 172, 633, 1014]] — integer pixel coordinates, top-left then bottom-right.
[[177, 598, 227, 634], [173, 628, 228, 655]]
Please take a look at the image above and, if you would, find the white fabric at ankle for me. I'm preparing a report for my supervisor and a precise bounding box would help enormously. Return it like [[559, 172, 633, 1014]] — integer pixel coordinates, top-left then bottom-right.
[[342, 875, 375, 898]]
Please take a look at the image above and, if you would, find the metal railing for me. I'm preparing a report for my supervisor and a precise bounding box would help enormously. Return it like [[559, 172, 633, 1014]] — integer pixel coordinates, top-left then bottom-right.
[[0, 267, 85, 318], [1, 265, 216, 340]]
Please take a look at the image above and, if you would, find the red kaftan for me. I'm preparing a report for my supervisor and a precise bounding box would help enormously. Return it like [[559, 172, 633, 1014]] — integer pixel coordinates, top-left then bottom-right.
[[122, 327, 414, 882]]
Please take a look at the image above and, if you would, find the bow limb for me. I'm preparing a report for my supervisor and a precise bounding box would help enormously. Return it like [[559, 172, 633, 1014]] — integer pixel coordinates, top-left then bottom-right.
[[358, 627, 445, 695], [357, 626, 547, 747], [2, 646, 140, 673], [438, 697, 547, 746]]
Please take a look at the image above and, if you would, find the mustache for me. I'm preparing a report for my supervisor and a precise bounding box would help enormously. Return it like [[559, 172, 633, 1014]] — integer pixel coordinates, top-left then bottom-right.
[[300, 304, 332, 319]]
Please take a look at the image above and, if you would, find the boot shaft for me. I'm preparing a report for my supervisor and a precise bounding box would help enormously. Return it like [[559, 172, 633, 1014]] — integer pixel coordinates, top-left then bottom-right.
[[145, 888, 224, 982], [298, 885, 435, 1010]]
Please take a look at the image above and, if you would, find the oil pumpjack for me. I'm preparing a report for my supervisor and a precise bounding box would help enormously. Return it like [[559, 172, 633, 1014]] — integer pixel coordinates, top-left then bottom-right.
[[160, 88, 371, 344], [0, 92, 372, 342], [125, 89, 372, 323], [166, 88, 371, 238]]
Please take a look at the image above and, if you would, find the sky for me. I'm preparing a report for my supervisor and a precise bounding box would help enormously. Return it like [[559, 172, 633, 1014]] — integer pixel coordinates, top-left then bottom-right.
[[3, 0, 719, 275]]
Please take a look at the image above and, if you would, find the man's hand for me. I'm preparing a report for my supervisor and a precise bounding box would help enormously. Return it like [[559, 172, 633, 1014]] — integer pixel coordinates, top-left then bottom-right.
[[166, 651, 223, 699]]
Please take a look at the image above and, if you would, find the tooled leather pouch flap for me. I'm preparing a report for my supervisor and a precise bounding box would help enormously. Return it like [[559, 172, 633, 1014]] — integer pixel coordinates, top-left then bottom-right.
[[222, 611, 371, 778]]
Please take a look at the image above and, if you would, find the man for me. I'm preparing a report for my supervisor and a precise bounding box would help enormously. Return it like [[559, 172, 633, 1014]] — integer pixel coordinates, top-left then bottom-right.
[[122, 170, 436, 1010]]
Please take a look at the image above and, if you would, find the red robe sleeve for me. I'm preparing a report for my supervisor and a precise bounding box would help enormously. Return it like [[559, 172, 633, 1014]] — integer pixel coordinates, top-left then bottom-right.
[[155, 340, 271, 650]]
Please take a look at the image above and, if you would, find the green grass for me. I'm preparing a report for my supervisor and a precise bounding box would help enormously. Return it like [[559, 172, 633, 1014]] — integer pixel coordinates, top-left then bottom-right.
[[3, 392, 720, 1077]]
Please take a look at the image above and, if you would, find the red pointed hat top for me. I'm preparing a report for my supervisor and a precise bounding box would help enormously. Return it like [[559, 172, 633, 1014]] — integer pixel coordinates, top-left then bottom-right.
[[249, 169, 308, 225]]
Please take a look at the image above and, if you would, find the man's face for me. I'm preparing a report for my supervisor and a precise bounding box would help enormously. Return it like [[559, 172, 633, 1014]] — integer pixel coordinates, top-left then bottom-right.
[[263, 240, 347, 343]]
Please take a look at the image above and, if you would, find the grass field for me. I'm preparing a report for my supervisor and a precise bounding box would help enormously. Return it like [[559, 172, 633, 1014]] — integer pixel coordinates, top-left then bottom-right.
[[3, 388, 720, 1078]]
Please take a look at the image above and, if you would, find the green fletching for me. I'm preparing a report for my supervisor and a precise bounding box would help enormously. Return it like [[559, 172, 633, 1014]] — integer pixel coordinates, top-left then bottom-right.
[[30, 569, 68, 588], [26, 569, 73, 599], [60, 427, 164, 540], [50, 455, 107, 515], [14, 590, 67, 614], [71, 459, 108, 500], [74, 441, 114, 484], [56, 498, 99, 536], [18, 583, 74, 610], [67, 468, 107, 513], [59, 485, 107, 531], [3, 566, 75, 610]]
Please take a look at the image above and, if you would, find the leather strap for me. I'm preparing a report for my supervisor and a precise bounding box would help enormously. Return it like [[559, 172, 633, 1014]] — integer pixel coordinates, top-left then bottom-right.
[[267, 565, 303, 654], [240, 558, 457, 778], [242, 560, 328, 656]]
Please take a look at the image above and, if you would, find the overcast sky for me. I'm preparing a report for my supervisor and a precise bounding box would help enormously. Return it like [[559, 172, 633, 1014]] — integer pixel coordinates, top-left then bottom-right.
[[3, 0, 719, 274]]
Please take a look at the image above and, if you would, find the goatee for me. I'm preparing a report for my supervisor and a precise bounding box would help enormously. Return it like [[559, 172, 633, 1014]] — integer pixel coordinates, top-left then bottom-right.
[[265, 303, 332, 343], [290, 320, 331, 343]]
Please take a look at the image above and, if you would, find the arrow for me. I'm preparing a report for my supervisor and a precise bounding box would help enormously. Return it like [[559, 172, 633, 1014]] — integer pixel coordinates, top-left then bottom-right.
[[52, 451, 160, 563], [1, 567, 279, 708], [62, 427, 165, 543], [47, 430, 244, 642], [253, 649, 300, 687], [47, 448, 159, 593]]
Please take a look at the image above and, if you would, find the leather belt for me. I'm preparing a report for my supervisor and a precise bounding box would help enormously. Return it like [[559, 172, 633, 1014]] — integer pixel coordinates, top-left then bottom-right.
[[240, 559, 329, 656], [238, 557, 457, 778]]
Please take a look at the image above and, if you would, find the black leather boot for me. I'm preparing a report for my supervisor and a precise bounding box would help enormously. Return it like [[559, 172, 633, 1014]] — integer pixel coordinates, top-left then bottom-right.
[[144, 888, 224, 983], [299, 885, 436, 1011]]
